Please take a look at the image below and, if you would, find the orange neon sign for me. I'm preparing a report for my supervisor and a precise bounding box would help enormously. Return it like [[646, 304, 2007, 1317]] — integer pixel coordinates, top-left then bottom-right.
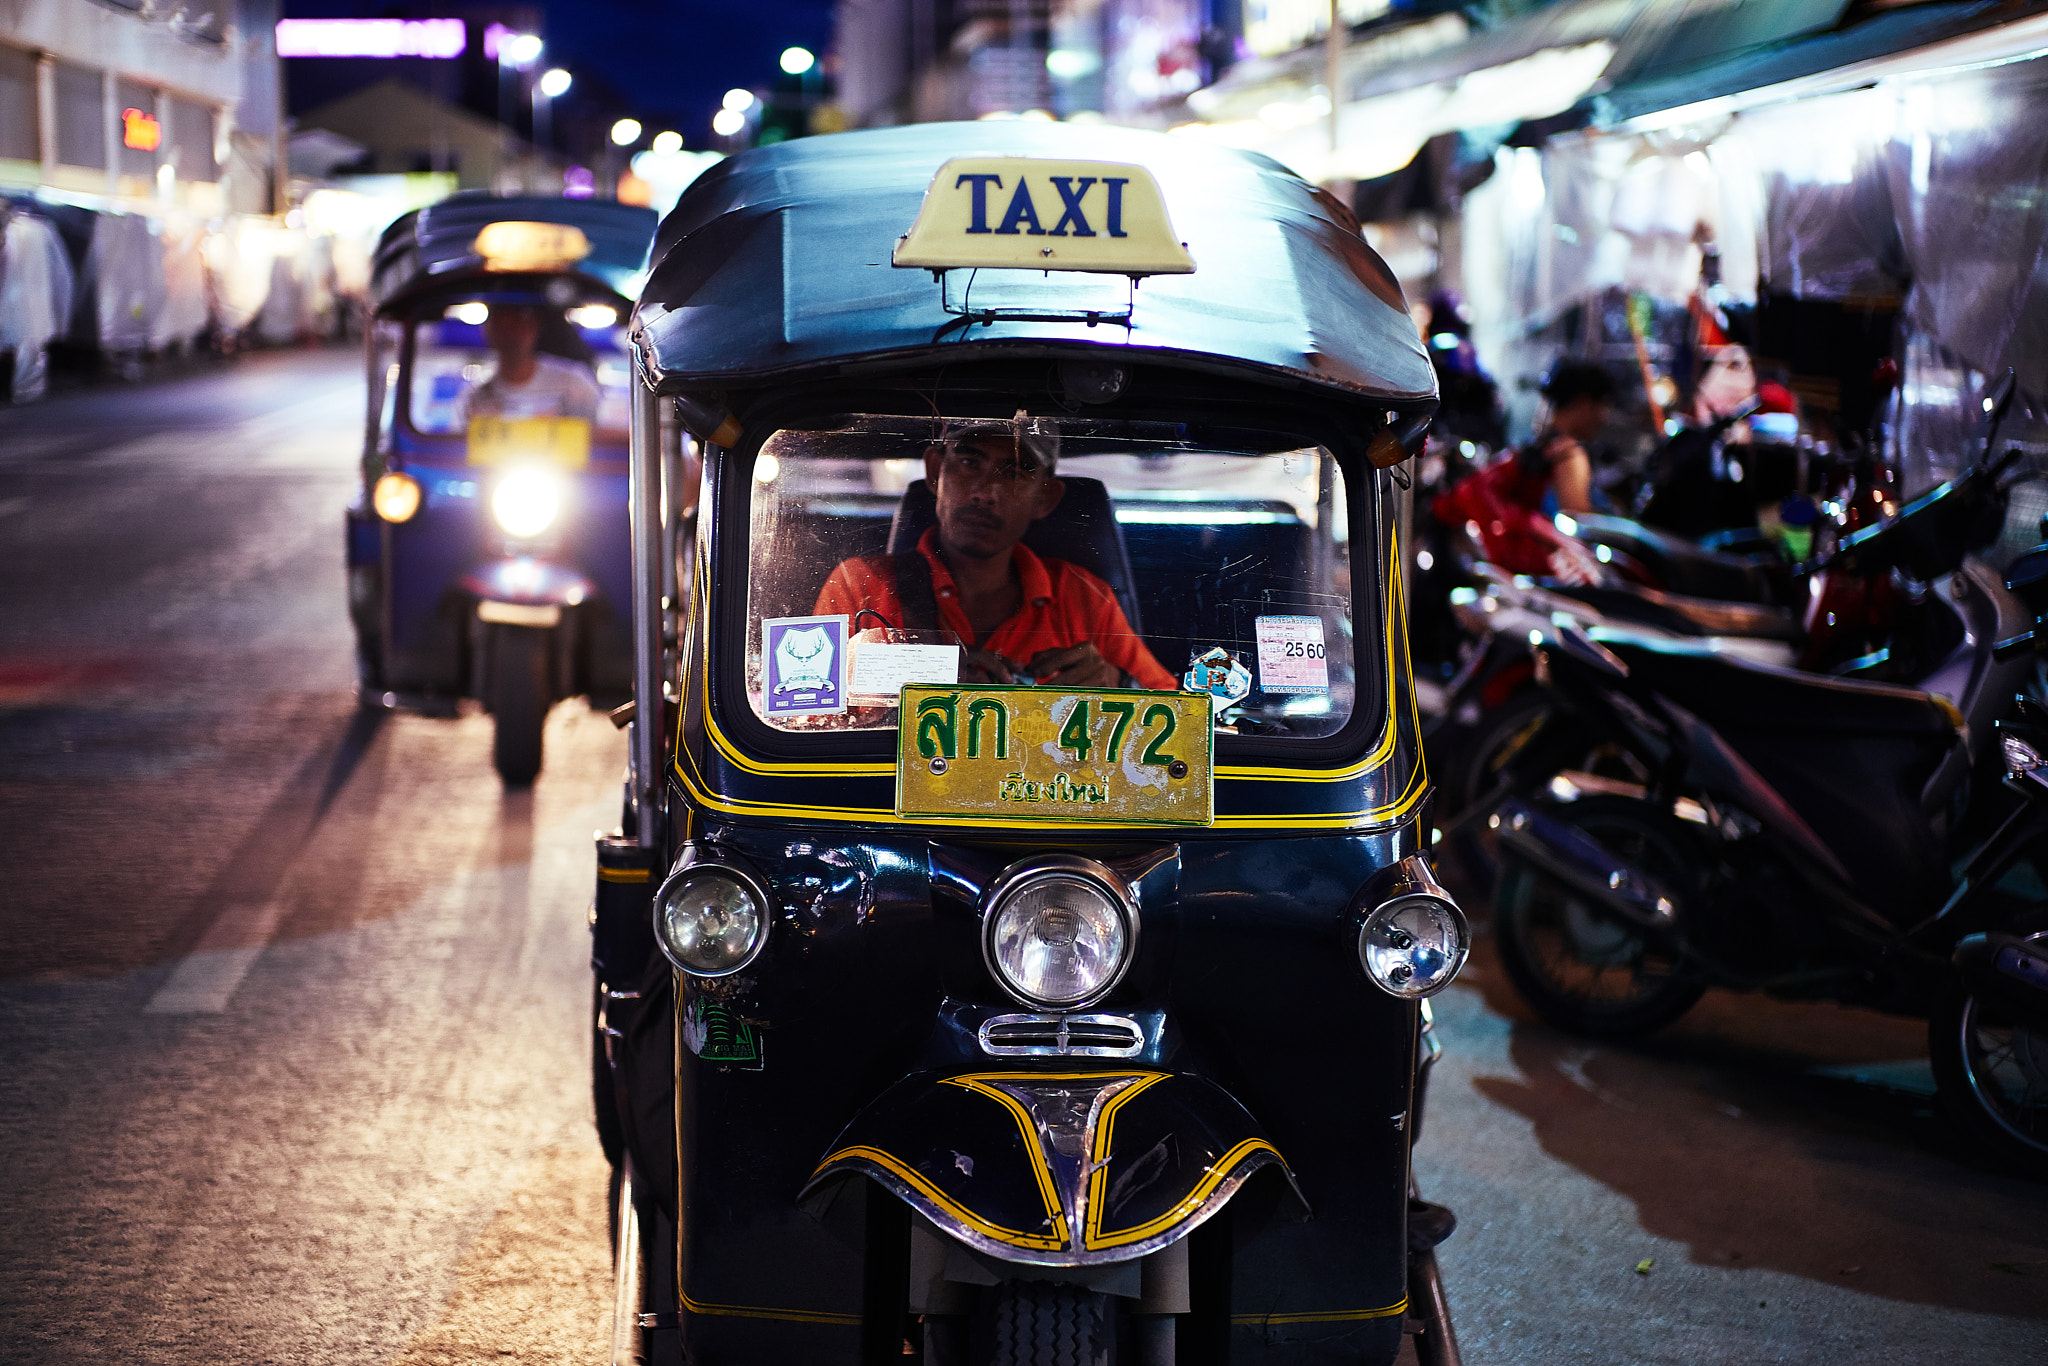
[[121, 107, 161, 152]]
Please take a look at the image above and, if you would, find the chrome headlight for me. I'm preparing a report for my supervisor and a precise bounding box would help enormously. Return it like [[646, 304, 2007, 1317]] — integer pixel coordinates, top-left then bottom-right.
[[492, 467, 562, 537], [1359, 888, 1468, 999], [983, 858, 1137, 1010], [653, 864, 770, 977]]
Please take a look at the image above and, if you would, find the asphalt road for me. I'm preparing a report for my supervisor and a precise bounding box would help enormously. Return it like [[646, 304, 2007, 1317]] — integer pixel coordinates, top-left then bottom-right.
[[0, 349, 2043, 1364]]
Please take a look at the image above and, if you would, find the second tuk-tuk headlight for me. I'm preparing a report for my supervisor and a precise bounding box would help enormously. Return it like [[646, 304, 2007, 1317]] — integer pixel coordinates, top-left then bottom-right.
[[1359, 892, 1468, 999], [982, 858, 1137, 1010], [492, 467, 562, 538], [372, 471, 422, 524], [653, 865, 770, 977]]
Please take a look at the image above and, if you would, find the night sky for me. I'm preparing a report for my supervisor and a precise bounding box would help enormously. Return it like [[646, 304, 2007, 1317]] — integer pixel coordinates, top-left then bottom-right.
[[282, 1, 837, 154]]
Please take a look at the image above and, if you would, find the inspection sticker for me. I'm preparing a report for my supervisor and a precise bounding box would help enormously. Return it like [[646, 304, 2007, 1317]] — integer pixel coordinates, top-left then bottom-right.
[[1254, 615, 1329, 694], [763, 615, 847, 716]]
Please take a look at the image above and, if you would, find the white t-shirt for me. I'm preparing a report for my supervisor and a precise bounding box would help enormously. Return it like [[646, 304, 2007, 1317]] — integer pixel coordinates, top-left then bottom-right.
[[459, 353, 601, 422]]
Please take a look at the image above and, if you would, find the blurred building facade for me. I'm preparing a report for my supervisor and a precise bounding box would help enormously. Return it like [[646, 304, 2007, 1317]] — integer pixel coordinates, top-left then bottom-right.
[[1, 0, 280, 216], [293, 76, 563, 195]]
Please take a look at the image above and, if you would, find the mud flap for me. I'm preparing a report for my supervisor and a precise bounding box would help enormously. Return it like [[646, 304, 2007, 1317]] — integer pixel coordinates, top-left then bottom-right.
[[799, 1069, 1307, 1268]]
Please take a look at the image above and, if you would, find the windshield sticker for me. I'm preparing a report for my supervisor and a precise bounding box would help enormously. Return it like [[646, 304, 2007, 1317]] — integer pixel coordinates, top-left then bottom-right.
[[1183, 646, 1251, 702], [850, 641, 961, 702], [764, 614, 848, 715], [1254, 615, 1329, 694]]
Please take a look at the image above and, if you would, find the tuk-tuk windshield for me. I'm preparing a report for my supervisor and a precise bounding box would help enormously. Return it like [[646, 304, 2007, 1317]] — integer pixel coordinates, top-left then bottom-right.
[[406, 297, 633, 439], [745, 416, 1366, 740]]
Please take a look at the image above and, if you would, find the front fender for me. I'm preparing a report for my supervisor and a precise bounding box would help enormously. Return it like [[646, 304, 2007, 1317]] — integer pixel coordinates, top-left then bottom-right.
[[798, 1069, 1306, 1267]]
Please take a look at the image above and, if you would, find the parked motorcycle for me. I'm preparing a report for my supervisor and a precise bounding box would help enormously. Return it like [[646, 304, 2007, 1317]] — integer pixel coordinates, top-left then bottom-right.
[[1483, 400, 2043, 1150]]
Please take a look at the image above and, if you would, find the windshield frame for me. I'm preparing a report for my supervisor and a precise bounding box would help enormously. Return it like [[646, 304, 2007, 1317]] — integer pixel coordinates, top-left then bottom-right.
[[702, 391, 1394, 771], [392, 277, 633, 450]]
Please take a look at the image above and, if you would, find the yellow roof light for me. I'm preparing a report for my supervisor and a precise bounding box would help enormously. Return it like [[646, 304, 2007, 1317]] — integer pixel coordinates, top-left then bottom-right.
[[892, 157, 1194, 277], [472, 220, 592, 273]]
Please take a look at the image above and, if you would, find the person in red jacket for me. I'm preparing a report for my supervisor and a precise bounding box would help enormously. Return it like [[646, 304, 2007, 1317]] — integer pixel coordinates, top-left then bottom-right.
[[1434, 360, 1616, 579], [815, 419, 1176, 691]]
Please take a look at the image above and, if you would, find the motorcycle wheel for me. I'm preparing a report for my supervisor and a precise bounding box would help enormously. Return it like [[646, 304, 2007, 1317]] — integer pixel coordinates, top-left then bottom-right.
[[1929, 948, 2048, 1174], [1494, 795, 1705, 1039], [983, 1280, 1112, 1366], [490, 625, 549, 786]]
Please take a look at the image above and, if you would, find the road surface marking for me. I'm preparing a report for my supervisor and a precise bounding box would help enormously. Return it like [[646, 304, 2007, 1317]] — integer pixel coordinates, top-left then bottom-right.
[[145, 899, 289, 1014]]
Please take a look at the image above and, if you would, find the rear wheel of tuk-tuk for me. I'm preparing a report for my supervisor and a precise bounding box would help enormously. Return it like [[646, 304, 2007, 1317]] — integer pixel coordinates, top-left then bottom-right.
[[489, 625, 549, 785]]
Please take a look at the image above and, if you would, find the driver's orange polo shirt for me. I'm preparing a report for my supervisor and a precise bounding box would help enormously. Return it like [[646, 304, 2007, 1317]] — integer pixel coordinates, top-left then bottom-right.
[[815, 528, 1176, 690]]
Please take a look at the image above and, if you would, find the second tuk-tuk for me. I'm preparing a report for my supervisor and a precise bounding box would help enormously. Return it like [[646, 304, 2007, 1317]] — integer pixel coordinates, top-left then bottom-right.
[[592, 123, 1467, 1366], [349, 195, 659, 783]]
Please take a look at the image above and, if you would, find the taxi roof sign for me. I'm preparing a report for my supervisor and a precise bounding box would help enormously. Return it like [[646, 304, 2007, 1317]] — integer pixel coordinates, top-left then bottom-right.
[[892, 157, 1194, 276], [472, 220, 593, 273]]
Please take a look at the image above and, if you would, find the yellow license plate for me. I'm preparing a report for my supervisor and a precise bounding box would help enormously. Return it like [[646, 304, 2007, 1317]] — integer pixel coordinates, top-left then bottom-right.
[[895, 685, 1213, 826], [466, 416, 591, 469]]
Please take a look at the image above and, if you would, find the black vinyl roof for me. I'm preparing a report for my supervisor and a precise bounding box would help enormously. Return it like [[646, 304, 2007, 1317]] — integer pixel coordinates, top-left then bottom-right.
[[634, 122, 1436, 407], [370, 193, 659, 313]]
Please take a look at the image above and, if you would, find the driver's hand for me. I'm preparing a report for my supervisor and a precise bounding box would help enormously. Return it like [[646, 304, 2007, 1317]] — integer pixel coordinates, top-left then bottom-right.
[[959, 647, 1013, 685], [1026, 643, 1120, 688]]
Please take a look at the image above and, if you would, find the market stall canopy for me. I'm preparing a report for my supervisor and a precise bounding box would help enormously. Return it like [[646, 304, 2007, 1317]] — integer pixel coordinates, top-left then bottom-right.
[[369, 194, 658, 313], [633, 122, 1434, 406], [1594, 1, 2044, 128], [1178, 0, 1884, 183]]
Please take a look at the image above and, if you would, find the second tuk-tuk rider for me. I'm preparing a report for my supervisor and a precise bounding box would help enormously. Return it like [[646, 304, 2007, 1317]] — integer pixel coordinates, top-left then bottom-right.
[[456, 303, 602, 423], [813, 417, 1177, 690]]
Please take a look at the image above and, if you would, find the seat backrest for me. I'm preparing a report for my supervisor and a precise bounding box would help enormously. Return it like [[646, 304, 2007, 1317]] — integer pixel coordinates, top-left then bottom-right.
[[887, 477, 1142, 633]]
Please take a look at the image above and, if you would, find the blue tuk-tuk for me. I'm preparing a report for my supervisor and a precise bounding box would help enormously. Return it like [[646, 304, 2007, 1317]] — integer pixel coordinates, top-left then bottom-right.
[[348, 195, 659, 783]]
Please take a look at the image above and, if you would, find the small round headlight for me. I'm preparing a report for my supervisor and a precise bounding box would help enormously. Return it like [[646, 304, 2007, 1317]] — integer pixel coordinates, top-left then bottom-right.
[[492, 467, 561, 538], [1359, 893, 1468, 998], [372, 471, 422, 523], [984, 861, 1136, 1009], [654, 866, 769, 977]]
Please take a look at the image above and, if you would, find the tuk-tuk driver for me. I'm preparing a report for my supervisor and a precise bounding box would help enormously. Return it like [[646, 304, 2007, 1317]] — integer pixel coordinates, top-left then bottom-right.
[[457, 304, 601, 422], [815, 420, 1177, 690]]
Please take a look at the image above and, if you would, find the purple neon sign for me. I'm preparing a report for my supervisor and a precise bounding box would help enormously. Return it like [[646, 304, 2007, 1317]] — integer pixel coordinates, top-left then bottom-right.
[[275, 19, 467, 59]]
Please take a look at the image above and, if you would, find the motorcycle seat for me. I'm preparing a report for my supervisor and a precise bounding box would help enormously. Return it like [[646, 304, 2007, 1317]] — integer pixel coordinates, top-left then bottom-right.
[[1593, 631, 1961, 738], [1594, 628, 1963, 920], [1568, 512, 1783, 604], [1542, 582, 1804, 642]]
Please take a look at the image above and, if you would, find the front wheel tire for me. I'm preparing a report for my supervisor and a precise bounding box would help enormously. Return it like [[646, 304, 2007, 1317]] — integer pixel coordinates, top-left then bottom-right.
[[490, 626, 549, 786], [984, 1280, 1112, 1366]]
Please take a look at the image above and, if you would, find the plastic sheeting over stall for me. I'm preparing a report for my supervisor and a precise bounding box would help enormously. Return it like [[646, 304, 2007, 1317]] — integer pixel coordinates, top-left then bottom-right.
[[0, 212, 76, 402], [1458, 30, 2048, 485]]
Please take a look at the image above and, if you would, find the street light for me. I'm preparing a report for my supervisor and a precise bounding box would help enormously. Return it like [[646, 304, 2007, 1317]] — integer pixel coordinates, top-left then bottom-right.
[[650, 130, 683, 156], [722, 88, 755, 113], [779, 46, 815, 75], [533, 67, 571, 156], [610, 118, 642, 146], [711, 107, 746, 138], [494, 32, 541, 149]]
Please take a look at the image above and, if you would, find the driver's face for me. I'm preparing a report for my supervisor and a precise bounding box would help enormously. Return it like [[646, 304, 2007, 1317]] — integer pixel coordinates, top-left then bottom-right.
[[924, 436, 1064, 561], [481, 307, 540, 356]]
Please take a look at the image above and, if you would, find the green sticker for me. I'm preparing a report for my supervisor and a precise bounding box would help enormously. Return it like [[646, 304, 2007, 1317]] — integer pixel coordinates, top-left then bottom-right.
[[686, 997, 763, 1069]]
